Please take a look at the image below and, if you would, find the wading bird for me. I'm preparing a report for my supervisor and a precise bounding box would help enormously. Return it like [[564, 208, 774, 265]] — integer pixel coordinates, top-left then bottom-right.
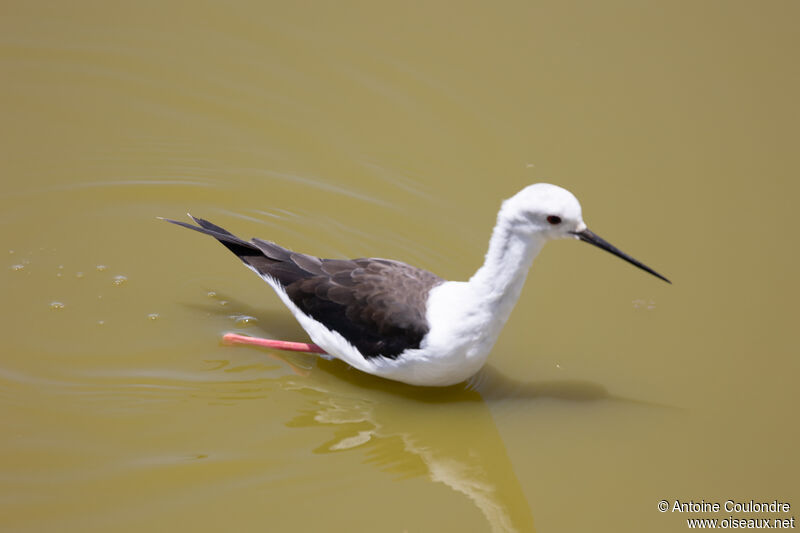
[[164, 183, 669, 386]]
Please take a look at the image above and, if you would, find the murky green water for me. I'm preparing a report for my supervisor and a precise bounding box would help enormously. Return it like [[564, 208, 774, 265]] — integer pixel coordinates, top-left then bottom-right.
[[2, 2, 798, 532]]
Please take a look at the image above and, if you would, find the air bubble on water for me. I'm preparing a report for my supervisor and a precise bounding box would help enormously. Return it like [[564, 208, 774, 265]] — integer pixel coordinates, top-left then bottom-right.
[[9, 250, 14, 255], [96, 265, 107, 272], [56, 272, 63, 278], [97, 320, 105, 326], [57, 265, 64, 270], [230, 314, 257, 327], [147, 313, 160, 321], [50, 301, 65, 310], [10, 264, 24, 271], [207, 291, 217, 298], [111, 275, 127, 286], [219, 300, 229, 307], [75, 272, 85, 279]]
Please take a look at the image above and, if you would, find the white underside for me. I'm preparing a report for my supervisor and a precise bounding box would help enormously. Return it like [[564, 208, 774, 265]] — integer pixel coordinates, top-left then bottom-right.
[[247, 267, 477, 386], [246, 238, 537, 387]]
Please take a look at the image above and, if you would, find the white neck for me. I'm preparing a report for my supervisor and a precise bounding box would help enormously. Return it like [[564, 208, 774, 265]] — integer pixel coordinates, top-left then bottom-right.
[[404, 205, 548, 385], [467, 208, 545, 322]]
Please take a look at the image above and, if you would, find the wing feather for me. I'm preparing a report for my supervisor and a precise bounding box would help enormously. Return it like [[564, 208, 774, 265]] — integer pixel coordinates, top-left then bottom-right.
[[165, 216, 443, 358]]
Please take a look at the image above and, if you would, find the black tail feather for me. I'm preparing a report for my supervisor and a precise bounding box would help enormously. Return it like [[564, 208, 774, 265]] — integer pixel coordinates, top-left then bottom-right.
[[187, 215, 239, 238], [161, 215, 260, 256]]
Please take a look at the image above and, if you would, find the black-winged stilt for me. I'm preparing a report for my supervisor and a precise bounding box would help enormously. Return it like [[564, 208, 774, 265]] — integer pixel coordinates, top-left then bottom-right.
[[164, 183, 669, 386]]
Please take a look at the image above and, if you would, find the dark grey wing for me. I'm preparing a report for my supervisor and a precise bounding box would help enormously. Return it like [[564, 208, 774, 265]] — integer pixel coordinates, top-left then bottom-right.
[[285, 257, 443, 358], [164, 216, 443, 359]]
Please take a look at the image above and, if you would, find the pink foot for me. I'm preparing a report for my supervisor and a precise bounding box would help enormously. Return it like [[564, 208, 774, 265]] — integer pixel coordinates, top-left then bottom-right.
[[222, 333, 327, 355]]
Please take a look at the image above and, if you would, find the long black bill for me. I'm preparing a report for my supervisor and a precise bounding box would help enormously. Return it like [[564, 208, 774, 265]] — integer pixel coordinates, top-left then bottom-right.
[[572, 229, 671, 284]]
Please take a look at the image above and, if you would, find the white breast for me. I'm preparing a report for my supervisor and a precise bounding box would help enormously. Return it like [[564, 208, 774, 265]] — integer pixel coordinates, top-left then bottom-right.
[[365, 280, 512, 386]]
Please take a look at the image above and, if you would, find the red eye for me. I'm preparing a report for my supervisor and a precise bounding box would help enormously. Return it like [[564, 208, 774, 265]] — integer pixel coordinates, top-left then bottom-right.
[[547, 215, 562, 225]]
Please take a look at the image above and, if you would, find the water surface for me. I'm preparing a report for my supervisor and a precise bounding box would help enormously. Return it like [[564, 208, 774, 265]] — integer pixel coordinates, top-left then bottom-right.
[[2, 2, 798, 532]]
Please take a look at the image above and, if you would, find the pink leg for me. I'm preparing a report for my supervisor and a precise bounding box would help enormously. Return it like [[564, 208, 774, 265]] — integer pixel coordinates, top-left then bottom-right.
[[222, 333, 327, 355]]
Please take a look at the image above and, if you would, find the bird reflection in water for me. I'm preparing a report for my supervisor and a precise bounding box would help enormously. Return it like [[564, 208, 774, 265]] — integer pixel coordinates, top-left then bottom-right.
[[190, 292, 660, 533]]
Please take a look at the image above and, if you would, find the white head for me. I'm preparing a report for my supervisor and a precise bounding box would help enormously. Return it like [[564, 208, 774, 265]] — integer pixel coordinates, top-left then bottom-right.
[[501, 183, 670, 283], [501, 183, 587, 240]]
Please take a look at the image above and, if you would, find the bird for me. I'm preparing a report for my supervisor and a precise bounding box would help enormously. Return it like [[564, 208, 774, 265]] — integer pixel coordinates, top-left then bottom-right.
[[164, 183, 669, 386]]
